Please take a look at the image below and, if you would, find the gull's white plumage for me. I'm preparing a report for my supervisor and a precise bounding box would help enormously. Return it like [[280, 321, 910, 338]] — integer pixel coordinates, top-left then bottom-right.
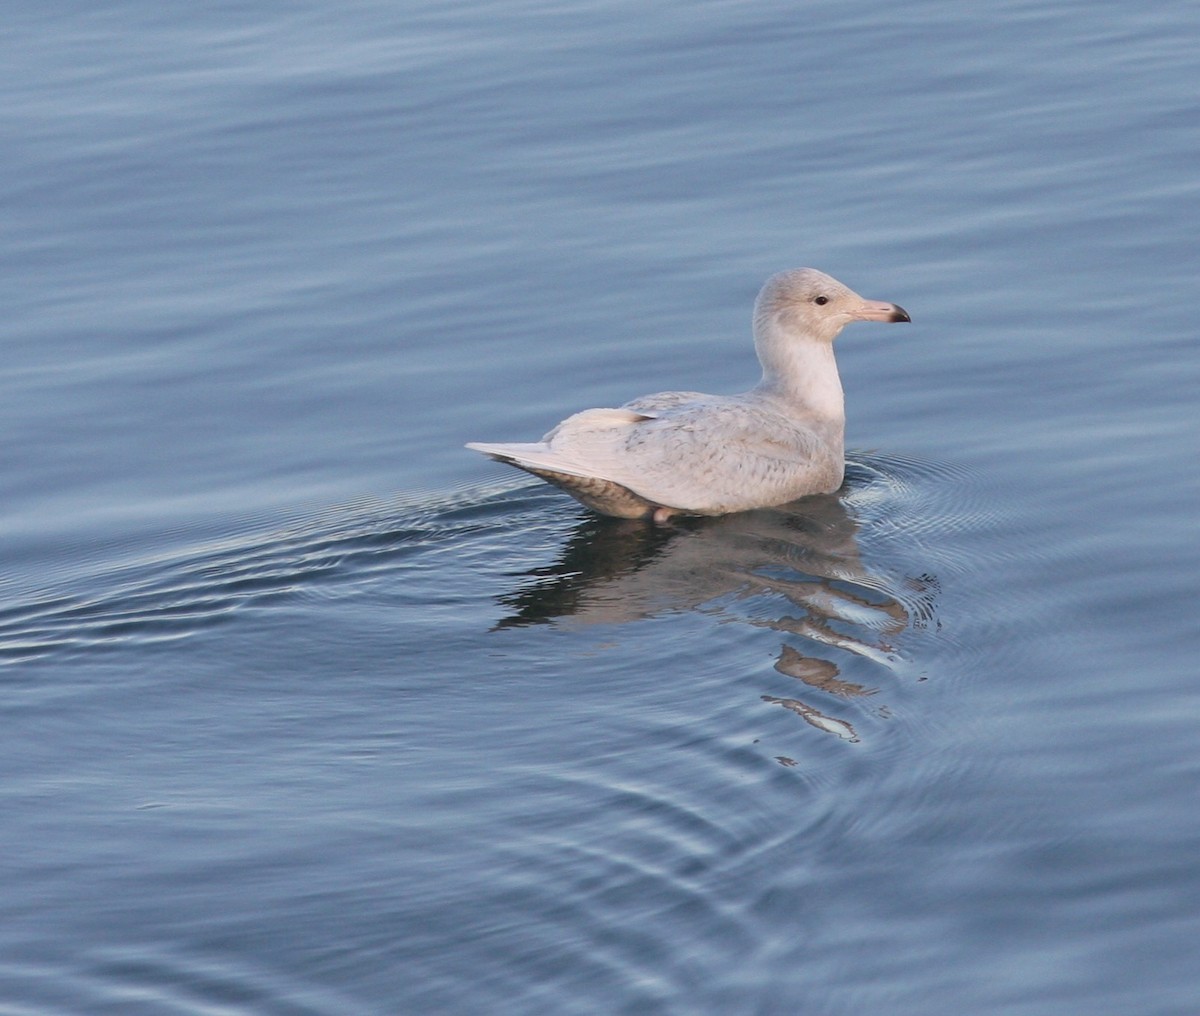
[[467, 268, 910, 520]]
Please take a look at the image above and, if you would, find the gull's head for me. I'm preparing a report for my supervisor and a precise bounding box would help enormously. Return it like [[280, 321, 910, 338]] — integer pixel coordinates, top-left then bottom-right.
[[753, 268, 911, 345]]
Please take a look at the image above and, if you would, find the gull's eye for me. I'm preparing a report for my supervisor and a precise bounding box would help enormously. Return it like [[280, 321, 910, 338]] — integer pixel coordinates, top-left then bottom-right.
[[813, 295, 829, 306]]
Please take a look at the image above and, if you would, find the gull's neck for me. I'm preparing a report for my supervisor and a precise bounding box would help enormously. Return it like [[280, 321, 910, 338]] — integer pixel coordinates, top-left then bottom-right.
[[751, 320, 845, 421]]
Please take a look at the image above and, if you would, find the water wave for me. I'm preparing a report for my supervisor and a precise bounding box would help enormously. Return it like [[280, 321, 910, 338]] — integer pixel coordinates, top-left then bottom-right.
[[483, 450, 1002, 748], [0, 483, 554, 665]]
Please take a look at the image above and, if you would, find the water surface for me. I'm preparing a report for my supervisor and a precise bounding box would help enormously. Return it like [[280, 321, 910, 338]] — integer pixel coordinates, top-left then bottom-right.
[[2, 1, 1199, 1013]]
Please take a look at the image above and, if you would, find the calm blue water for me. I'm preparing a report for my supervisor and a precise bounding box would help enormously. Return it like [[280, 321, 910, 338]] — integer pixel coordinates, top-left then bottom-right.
[[3, 1, 1199, 1013]]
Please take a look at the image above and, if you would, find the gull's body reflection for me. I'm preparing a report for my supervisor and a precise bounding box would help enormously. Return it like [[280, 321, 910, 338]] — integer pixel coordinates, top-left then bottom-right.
[[492, 461, 940, 745]]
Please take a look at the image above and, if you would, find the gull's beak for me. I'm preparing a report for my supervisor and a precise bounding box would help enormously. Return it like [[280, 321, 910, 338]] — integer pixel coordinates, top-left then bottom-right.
[[852, 299, 911, 323]]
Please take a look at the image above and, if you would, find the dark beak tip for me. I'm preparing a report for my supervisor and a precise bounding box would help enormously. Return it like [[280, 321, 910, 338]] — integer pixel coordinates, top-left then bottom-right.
[[891, 305, 912, 323]]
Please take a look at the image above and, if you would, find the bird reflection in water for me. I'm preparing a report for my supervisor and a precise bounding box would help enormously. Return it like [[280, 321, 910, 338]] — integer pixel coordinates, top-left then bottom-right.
[[491, 462, 940, 745]]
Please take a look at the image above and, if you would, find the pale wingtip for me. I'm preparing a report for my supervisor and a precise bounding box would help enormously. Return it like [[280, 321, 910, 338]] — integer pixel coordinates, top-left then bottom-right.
[[466, 441, 533, 459]]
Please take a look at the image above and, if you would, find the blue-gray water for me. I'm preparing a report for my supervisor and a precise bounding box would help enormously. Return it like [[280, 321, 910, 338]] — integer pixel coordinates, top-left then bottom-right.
[[3, 2, 1199, 1013]]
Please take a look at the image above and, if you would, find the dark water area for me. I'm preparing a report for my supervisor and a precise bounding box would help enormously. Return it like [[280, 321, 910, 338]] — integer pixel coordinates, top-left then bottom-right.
[[3, 1, 1199, 1013]]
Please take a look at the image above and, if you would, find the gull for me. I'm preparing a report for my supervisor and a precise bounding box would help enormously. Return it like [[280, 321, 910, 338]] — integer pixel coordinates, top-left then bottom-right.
[[467, 268, 910, 522]]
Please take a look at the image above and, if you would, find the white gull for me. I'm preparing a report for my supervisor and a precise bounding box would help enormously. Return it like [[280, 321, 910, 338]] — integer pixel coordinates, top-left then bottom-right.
[[467, 268, 910, 522]]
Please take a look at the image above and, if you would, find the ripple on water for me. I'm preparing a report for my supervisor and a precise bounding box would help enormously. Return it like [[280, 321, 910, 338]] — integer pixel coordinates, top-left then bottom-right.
[[0, 484, 562, 666], [474, 449, 1006, 755], [0, 946, 362, 1015], [2, 451, 999, 763], [0, 451, 1025, 1013]]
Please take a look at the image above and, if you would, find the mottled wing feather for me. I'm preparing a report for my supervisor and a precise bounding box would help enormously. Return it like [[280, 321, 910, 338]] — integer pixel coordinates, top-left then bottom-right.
[[621, 391, 709, 414], [544, 396, 841, 514]]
